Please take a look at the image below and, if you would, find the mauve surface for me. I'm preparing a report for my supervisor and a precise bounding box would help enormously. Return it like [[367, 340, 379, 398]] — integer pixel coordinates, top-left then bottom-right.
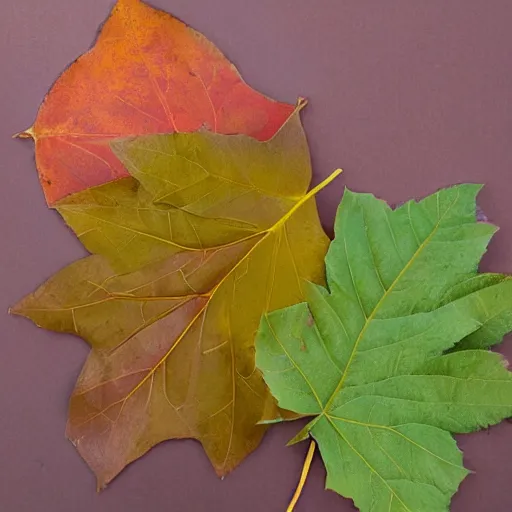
[[1, 1, 511, 511]]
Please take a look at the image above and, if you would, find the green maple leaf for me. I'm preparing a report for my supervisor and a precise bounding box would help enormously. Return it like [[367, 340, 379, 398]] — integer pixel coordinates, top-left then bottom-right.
[[255, 185, 512, 512]]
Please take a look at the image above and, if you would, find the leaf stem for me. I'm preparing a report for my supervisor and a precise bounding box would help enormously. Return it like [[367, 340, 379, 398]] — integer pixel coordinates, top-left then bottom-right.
[[271, 168, 343, 233], [286, 440, 316, 512]]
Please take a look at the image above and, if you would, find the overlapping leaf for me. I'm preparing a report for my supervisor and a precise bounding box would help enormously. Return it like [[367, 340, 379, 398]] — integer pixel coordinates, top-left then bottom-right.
[[12, 112, 338, 488], [17, 0, 295, 205], [256, 185, 512, 512]]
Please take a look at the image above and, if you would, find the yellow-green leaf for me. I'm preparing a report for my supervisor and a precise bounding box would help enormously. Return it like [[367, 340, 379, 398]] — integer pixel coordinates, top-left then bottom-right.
[[12, 112, 340, 489]]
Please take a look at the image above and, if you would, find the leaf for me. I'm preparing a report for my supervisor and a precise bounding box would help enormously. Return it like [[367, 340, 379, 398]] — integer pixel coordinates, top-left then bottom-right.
[[54, 109, 312, 273], [18, 0, 295, 205], [255, 185, 512, 512], [11, 112, 341, 488]]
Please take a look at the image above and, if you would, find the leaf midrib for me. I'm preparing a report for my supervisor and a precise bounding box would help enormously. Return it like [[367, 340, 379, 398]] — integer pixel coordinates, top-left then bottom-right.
[[119, 177, 332, 401], [326, 414, 465, 470], [325, 415, 413, 512], [322, 191, 458, 414]]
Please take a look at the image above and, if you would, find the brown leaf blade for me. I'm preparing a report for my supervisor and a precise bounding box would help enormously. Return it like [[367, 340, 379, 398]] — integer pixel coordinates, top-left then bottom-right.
[[12, 113, 341, 487]]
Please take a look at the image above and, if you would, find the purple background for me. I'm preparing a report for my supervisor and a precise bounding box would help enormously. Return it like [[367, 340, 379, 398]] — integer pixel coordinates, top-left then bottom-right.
[[1, 1, 512, 510]]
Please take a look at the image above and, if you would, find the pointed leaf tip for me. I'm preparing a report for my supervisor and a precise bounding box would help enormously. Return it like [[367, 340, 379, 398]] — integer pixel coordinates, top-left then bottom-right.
[[12, 126, 35, 139], [296, 97, 308, 110]]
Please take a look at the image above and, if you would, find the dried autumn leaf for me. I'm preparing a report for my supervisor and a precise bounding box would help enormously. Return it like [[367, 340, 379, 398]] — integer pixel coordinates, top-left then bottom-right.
[[18, 0, 295, 205], [256, 185, 512, 512], [12, 112, 341, 488]]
